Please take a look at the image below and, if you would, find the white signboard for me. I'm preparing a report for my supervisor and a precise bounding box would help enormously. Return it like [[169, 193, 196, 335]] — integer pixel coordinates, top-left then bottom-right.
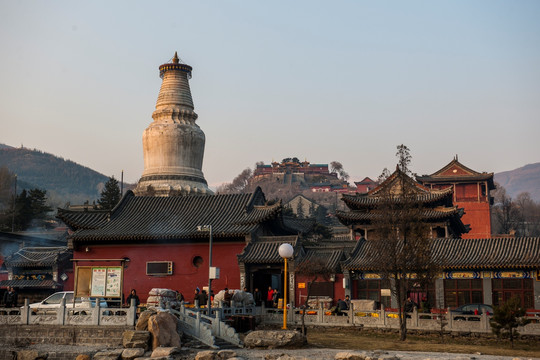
[[90, 268, 107, 297], [106, 267, 122, 297]]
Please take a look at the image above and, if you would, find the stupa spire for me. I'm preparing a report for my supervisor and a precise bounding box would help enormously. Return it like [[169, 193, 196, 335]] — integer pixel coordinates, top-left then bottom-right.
[[134, 52, 213, 196]]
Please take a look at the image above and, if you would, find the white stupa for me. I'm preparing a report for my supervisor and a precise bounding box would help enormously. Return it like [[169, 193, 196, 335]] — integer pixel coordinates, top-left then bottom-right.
[[134, 52, 213, 196]]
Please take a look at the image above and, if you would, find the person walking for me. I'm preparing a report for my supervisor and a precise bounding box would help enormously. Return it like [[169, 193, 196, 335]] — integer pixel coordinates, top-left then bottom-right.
[[253, 287, 263, 306], [272, 288, 280, 308], [126, 289, 140, 307], [266, 286, 274, 308], [3, 286, 18, 308]]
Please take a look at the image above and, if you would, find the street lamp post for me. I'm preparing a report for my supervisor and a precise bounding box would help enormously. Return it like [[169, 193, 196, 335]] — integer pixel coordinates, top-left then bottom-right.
[[278, 243, 294, 330], [197, 225, 213, 317]]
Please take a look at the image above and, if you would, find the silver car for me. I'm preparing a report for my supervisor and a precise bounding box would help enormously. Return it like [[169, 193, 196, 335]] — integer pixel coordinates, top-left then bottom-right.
[[28, 291, 107, 314]]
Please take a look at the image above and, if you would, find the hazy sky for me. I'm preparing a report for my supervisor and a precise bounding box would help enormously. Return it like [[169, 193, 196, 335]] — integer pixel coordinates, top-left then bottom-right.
[[1, 1, 539, 187]]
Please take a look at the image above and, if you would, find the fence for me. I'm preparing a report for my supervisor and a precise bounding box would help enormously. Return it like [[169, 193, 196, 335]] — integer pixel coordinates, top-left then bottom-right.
[[262, 303, 540, 335], [0, 298, 137, 327]]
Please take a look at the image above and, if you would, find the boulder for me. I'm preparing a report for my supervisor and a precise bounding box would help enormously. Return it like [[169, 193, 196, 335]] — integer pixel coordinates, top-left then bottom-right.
[[76, 355, 91, 360], [151, 347, 182, 357], [244, 330, 305, 349], [16, 350, 48, 360], [335, 352, 367, 360], [136, 309, 157, 331], [217, 350, 237, 359], [94, 349, 124, 360], [195, 350, 217, 360], [123, 330, 151, 350], [121, 348, 145, 360], [148, 311, 181, 350]]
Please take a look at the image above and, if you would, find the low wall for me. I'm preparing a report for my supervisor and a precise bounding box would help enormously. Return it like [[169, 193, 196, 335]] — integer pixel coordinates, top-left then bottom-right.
[[0, 324, 131, 347]]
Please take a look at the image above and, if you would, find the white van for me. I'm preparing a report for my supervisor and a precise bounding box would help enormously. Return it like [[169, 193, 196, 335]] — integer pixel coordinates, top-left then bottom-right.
[[28, 291, 108, 314]]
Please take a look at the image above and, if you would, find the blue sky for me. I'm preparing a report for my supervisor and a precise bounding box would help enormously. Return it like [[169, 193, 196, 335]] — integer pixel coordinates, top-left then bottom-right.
[[1, 1, 539, 186]]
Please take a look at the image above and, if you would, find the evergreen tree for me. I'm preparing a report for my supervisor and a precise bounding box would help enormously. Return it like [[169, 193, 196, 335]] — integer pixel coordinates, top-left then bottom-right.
[[490, 295, 529, 348], [98, 176, 121, 210], [8, 188, 53, 231]]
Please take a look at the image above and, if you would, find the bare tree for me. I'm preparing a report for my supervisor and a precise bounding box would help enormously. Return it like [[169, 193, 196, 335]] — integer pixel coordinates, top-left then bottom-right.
[[491, 184, 520, 235], [367, 145, 437, 341], [294, 257, 333, 336], [217, 168, 253, 193]]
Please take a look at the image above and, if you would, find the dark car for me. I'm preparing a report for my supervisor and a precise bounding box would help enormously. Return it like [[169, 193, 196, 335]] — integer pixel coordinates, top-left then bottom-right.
[[451, 304, 493, 321]]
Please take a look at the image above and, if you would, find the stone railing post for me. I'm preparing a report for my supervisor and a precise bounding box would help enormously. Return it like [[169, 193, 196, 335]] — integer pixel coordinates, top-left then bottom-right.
[[261, 301, 265, 317], [195, 299, 199, 309], [22, 298, 30, 325], [196, 311, 202, 338], [128, 298, 137, 326], [447, 307, 453, 330], [288, 304, 294, 324], [58, 297, 66, 325], [92, 299, 101, 325], [481, 310, 489, 332], [318, 302, 324, 324], [412, 307, 418, 328], [381, 307, 386, 326]]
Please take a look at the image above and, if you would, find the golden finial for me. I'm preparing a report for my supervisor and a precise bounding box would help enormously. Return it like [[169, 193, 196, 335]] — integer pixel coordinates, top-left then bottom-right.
[[172, 52, 179, 64]]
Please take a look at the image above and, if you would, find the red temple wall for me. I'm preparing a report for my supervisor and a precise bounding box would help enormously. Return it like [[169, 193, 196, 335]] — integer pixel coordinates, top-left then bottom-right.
[[293, 274, 345, 306], [73, 242, 245, 303], [457, 201, 492, 239]]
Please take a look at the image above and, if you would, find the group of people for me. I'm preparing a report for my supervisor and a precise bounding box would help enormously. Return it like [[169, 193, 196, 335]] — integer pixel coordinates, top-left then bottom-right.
[[2, 286, 18, 308], [331, 295, 351, 315], [266, 286, 281, 308]]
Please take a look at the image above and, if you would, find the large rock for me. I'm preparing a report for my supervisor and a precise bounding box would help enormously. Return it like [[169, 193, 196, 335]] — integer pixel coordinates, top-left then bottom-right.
[[16, 350, 48, 360], [76, 356, 91, 360], [244, 330, 305, 349], [94, 349, 124, 360], [123, 330, 151, 350], [195, 350, 217, 360], [335, 352, 367, 360], [148, 311, 181, 350], [136, 309, 157, 331], [121, 348, 145, 360], [217, 350, 237, 359], [151, 347, 182, 357]]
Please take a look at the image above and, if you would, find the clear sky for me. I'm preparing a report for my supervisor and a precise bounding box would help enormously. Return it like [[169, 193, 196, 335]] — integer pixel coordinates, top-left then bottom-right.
[[1, 1, 539, 187]]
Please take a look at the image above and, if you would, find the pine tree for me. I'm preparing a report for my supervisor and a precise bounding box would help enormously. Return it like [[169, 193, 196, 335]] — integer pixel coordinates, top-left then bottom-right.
[[98, 176, 121, 210], [490, 295, 529, 348]]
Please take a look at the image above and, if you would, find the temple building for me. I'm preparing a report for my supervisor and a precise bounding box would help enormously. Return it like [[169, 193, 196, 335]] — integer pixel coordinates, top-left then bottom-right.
[[416, 156, 495, 239], [337, 168, 469, 240], [134, 52, 212, 196], [336, 167, 540, 310]]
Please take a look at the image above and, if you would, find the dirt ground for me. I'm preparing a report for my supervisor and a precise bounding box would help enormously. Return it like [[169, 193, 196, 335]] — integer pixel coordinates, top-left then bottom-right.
[[303, 327, 540, 358]]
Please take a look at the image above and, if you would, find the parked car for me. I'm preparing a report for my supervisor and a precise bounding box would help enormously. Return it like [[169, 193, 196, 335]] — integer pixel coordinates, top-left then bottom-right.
[[28, 291, 108, 314], [451, 304, 493, 321]]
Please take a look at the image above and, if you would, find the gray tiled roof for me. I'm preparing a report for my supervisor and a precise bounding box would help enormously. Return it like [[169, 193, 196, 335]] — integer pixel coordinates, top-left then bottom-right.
[[342, 237, 540, 271], [336, 207, 464, 223], [57, 188, 285, 243], [4, 247, 71, 267], [56, 209, 110, 230], [0, 279, 61, 288], [298, 247, 346, 273], [341, 187, 453, 209], [237, 236, 299, 264]]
